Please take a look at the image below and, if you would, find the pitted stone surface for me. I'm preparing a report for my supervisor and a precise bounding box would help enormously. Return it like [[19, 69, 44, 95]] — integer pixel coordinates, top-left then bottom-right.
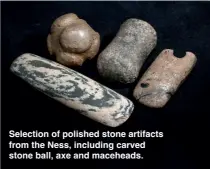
[[10, 53, 134, 127], [47, 13, 100, 67], [97, 18, 157, 84], [133, 49, 197, 108]]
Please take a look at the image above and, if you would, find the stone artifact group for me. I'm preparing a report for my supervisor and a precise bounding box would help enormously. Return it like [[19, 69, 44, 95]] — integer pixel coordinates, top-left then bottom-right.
[[10, 13, 197, 127]]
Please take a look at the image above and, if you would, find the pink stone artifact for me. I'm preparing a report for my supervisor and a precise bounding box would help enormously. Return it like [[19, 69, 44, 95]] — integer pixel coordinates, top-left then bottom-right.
[[133, 49, 197, 108]]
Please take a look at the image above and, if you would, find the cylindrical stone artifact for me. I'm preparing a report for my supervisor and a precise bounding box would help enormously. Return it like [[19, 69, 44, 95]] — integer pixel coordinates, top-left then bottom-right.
[[47, 13, 100, 67], [133, 49, 197, 108], [97, 18, 157, 84], [10, 53, 134, 127]]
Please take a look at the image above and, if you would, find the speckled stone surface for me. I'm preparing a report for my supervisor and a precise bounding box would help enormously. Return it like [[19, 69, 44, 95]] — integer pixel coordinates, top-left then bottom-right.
[[10, 53, 134, 127], [47, 13, 100, 67], [97, 18, 157, 84], [133, 49, 197, 108]]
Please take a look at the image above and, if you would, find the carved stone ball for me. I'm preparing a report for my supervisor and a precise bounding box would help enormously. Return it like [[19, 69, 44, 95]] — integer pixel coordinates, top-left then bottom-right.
[[47, 13, 100, 67]]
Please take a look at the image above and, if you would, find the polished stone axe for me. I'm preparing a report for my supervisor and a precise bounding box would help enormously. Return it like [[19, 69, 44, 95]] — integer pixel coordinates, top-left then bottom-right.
[[10, 53, 134, 127]]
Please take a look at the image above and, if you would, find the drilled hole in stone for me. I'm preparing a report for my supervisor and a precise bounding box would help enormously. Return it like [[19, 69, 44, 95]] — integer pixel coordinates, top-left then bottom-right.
[[140, 83, 149, 88], [173, 50, 186, 58]]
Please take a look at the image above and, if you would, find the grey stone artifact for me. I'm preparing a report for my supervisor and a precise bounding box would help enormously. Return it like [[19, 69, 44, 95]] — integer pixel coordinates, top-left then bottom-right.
[[47, 13, 100, 67], [97, 18, 157, 84], [10, 53, 134, 127], [133, 49, 197, 108]]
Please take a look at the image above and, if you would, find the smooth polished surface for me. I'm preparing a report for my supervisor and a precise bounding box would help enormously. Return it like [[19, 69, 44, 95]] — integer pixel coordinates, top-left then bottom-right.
[[10, 53, 134, 127], [133, 49, 197, 108], [60, 24, 92, 53], [47, 13, 100, 67]]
